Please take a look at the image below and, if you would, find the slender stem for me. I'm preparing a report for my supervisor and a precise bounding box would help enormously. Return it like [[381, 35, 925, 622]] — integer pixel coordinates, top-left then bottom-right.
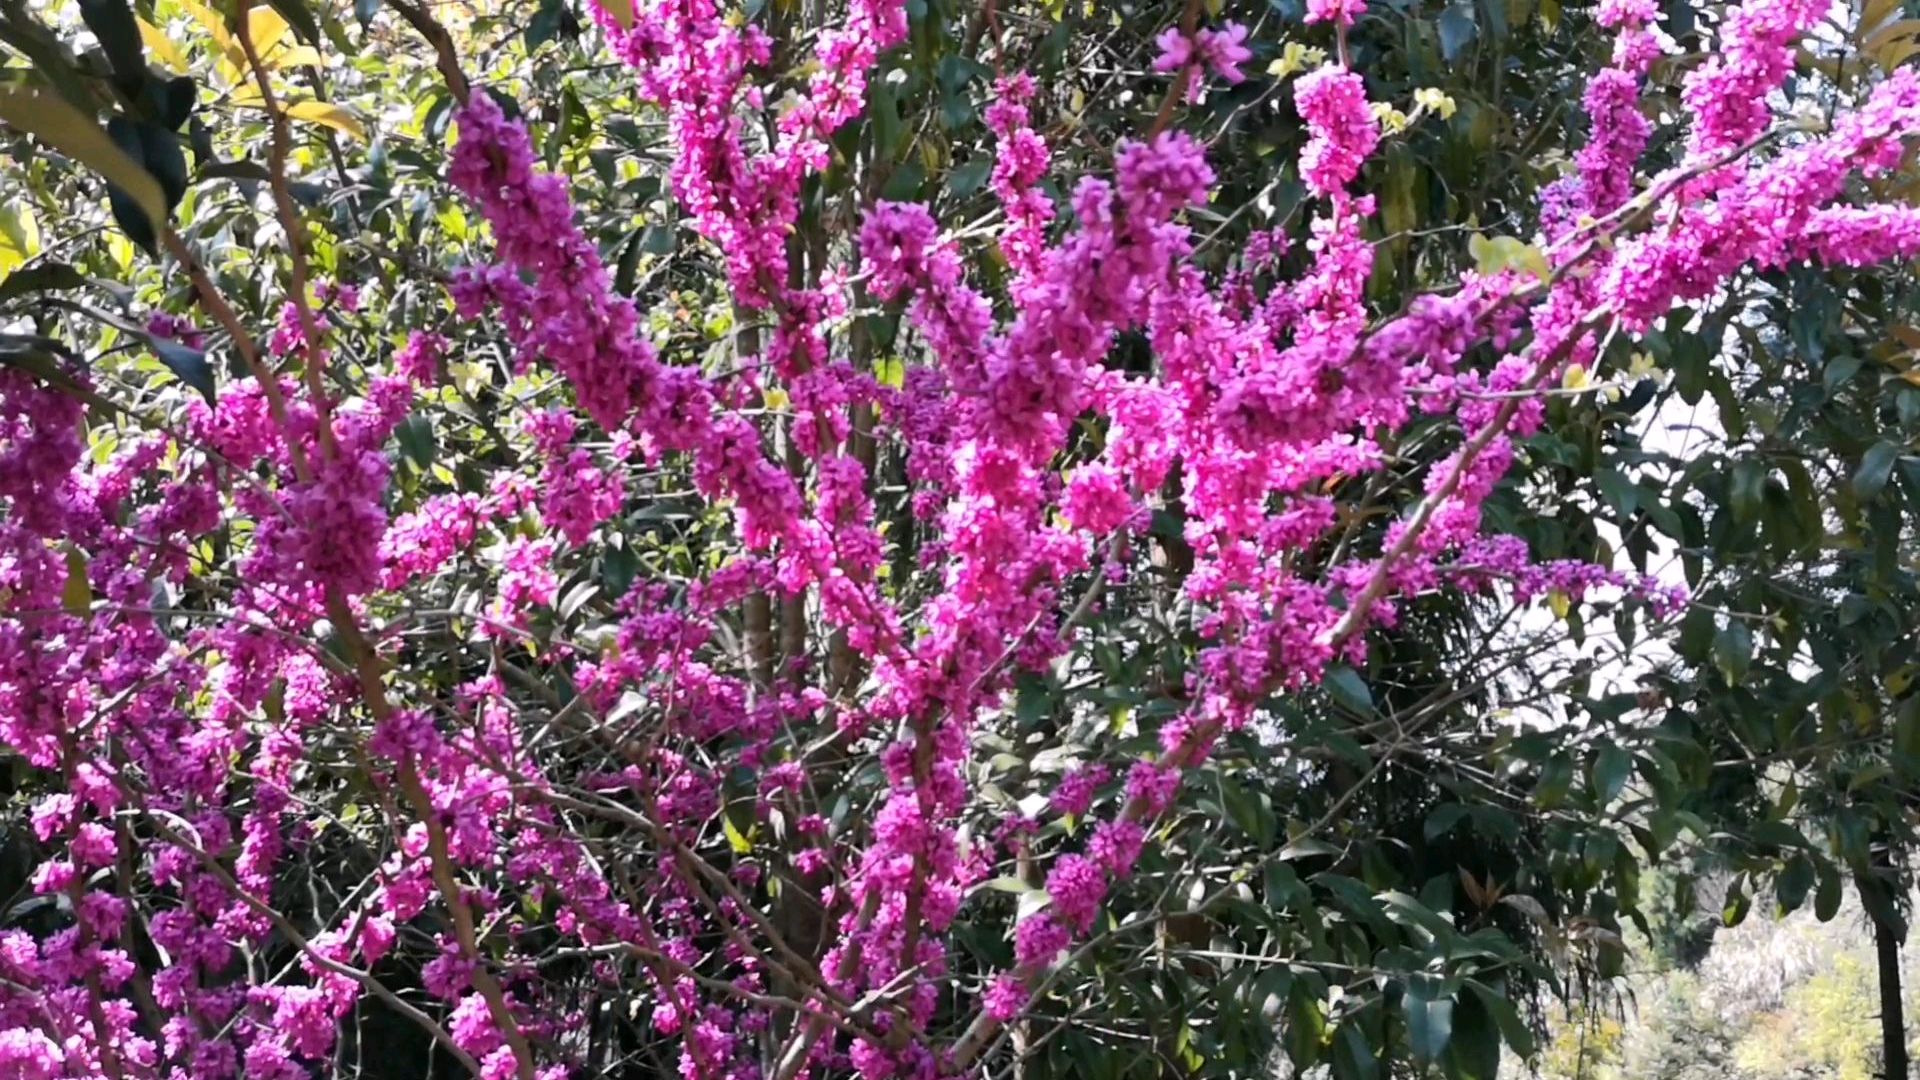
[[235, 13, 337, 462], [1146, 0, 1204, 138]]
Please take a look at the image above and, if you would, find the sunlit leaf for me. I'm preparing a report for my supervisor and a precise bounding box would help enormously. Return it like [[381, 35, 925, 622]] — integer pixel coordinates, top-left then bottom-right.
[[0, 202, 40, 278], [0, 83, 167, 244], [139, 18, 190, 75], [62, 544, 92, 617], [283, 99, 369, 140]]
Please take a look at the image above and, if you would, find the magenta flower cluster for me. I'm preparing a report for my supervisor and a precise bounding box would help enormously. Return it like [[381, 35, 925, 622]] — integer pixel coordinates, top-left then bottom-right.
[[1, 0, 1918, 1077]]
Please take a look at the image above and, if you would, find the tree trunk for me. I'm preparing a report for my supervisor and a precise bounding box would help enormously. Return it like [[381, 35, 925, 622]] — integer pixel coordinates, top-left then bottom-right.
[[1875, 904, 1909, 1080], [1862, 845, 1910, 1080]]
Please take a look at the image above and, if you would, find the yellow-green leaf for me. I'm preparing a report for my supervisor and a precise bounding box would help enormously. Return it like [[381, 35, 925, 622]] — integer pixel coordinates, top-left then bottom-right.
[[601, 0, 635, 29], [180, 0, 246, 71], [1268, 41, 1321, 79], [282, 99, 368, 141], [437, 203, 468, 241], [62, 544, 92, 618], [245, 6, 294, 65], [0, 201, 41, 278], [1413, 87, 1458, 120], [1468, 233, 1550, 282], [0, 83, 167, 235], [722, 812, 753, 854], [138, 17, 190, 74]]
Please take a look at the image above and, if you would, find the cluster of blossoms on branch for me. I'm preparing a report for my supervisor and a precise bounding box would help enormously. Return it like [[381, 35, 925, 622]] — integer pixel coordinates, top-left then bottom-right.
[[0, 0, 1918, 1076]]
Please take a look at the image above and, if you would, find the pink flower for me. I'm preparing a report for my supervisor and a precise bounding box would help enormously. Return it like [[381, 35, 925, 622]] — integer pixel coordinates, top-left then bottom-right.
[[1013, 914, 1071, 966], [1045, 854, 1107, 931], [1306, 0, 1368, 25], [1295, 66, 1379, 197], [394, 331, 447, 384], [1151, 26, 1194, 74], [1061, 464, 1136, 534], [1154, 23, 1253, 100], [1195, 23, 1252, 85], [0, 1029, 62, 1080], [1049, 763, 1111, 817], [1089, 819, 1146, 877], [983, 974, 1029, 1021]]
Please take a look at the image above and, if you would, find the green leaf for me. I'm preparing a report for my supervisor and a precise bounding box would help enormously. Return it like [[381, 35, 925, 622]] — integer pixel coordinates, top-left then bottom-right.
[[1775, 855, 1815, 914], [1424, 803, 1469, 842], [1592, 744, 1631, 804], [1444, 987, 1502, 1080], [1404, 978, 1455, 1061], [881, 160, 925, 202], [1533, 753, 1574, 807], [105, 118, 165, 253], [1854, 440, 1902, 500], [1278, 837, 1341, 861], [1595, 468, 1636, 516], [1380, 890, 1456, 941], [1283, 981, 1327, 1068], [1713, 621, 1753, 685], [124, 119, 187, 209], [1723, 878, 1751, 927], [1897, 695, 1920, 762], [1438, 4, 1479, 61], [1748, 819, 1807, 849], [948, 157, 991, 198], [1218, 774, 1274, 846], [0, 262, 90, 305], [1729, 458, 1767, 522], [1823, 353, 1863, 396], [640, 224, 676, 255], [1264, 862, 1308, 910], [0, 83, 167, 246], [149, 337, 214, 402], [1814, 860, 1843, 921], [1324, 665, 1373, 714], [599, 540, 640, 596], [396, 414, 435, 469], [612, 231, 647, 296], [1330, 1025, 1379, 1080], [1675, 606, 1712, 661], [1465, 980, 1535, 1057], [870, 77, 906, 157]]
